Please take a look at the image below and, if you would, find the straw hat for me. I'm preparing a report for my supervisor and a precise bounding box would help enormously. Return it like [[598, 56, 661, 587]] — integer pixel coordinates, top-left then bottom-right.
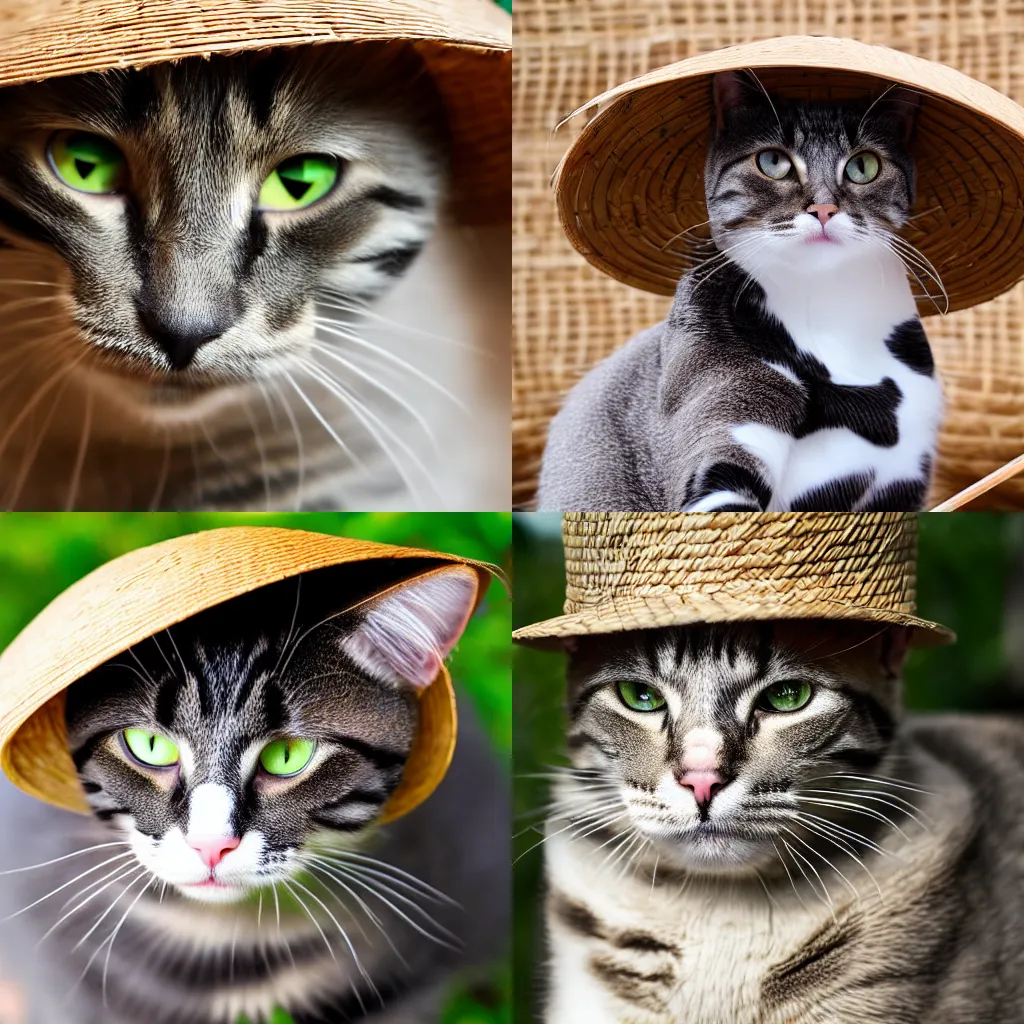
[[512, 512, 954, 648], [0, 0, 511, 225], [553, 35, 1024, 315], [0, 526, 501, 823]]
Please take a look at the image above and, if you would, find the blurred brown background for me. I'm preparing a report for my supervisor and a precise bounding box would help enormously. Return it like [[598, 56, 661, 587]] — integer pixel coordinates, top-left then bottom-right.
[[513, 0, 1024, 509]]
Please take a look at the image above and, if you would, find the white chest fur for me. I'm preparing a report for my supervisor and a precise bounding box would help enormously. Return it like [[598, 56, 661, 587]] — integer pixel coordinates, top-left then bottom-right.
[[545, 830, 832, 1024], [730, 249, 943, 510]]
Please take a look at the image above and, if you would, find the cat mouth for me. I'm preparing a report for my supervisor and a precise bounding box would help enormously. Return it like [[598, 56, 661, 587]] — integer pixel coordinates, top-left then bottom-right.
[[805, 232, 840, 245]]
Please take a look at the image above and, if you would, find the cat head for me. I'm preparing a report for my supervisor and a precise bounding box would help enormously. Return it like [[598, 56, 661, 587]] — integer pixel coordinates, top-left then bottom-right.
[[0, 43, 446, 412], [64, 563, 477, 904], [704, 72, 918, 276], [562, 621, 909, 875]]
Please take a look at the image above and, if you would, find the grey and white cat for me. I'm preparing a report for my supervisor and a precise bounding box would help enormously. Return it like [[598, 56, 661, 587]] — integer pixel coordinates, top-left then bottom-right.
[[0, 43, 499, 511], [539, 73, 943, 512], [540, 621, 1024, 1023], [0, 562, 508, 1023]]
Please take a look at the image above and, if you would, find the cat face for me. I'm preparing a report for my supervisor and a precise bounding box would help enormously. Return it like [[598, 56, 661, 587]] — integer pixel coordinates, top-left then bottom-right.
[[64, 563, 477, 904], [0, 43, 445, 411], [704, 72, 917, 276], [563, 622, 906, 874]]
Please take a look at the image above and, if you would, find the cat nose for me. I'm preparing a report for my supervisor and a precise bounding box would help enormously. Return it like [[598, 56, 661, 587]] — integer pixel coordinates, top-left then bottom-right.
[[806, 203, 839, 227], [677, 769, 727, 812], [136, 303, 231, 371], [188, 835, 241, 868]]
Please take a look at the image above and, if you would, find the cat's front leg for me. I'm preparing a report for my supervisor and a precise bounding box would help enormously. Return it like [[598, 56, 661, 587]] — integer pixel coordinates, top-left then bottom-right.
[[674, 451, 777, 512]]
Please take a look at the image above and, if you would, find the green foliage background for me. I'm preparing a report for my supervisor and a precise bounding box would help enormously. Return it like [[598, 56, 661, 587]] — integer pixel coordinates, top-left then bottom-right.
[[0, 512, 511, 1024], [512, 512, 1024, 1023]]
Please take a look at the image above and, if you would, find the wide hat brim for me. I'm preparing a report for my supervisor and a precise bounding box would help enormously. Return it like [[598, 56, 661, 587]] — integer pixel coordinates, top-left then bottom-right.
[[0, 0, 510, 225], [512, 592, 954, 648], [553, 35, 1024, 315], [0, 526, 501, 824]]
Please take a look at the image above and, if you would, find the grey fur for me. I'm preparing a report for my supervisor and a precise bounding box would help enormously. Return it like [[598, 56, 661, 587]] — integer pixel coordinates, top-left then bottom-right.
[[538, 78, 940, 513], [0, 44, 452, 510], [0, 568, 508, 1023], [542, 622, 1024, 1023]]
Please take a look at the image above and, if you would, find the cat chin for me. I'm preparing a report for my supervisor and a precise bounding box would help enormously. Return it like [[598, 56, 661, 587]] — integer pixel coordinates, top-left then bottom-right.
[[172, 879, 253, 904], [646, 827, 777, 874]]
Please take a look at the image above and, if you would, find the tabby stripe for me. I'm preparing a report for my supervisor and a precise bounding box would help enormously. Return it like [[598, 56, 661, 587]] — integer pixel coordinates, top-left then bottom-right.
[[326, 733, 407, 771], [350, 241, 424, 276], [363, 185, 425, 211]]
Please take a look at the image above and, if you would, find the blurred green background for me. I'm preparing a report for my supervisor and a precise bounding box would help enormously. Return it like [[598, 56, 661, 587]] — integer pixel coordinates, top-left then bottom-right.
[[0, 512, 511, 1024], [512, 512, 1024, 1024]]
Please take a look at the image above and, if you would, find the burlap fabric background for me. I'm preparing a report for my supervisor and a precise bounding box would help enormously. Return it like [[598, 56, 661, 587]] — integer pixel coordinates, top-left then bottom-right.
[[513, 0, 1024, 509]]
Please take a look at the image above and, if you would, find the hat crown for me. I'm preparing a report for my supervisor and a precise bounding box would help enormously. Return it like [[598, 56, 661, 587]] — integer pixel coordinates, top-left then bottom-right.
[[562, 512, 918, 617]]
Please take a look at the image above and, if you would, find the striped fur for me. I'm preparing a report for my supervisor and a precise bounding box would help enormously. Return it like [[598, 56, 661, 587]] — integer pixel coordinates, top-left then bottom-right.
[[0, 44, 458, 510], [542, 623, 1024, 1023], [0, 565, 508, 1023]]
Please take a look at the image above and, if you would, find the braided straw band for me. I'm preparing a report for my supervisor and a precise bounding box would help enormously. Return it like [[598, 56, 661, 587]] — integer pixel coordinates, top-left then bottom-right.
[[512, 513, 954, 647], [553, 35, 1024, 314]]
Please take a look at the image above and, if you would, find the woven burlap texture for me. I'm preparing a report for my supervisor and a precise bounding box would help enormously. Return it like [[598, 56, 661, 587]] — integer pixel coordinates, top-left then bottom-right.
[[511, 512, 954, 645], [513, 0, 1024, 508]]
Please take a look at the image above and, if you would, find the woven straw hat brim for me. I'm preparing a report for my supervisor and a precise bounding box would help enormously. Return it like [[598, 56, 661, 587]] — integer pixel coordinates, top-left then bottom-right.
[[512, 512, 954, 650], [0, 0, 510, 225], [554, 35, 1024, 315], [0, 527, 501, 824], [511, 593, 953, 648]]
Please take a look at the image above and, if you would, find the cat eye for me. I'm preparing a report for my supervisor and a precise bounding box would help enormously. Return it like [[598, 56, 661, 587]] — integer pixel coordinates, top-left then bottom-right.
[[616, 681, 667, 712], [756, 149, 793, 180], [757, 680, 812, 713], [258, 154, 341, 211], [47, 131, 128, 194], [259, 737, 316, 777], [845, 151, 881, 184], [122, 728, 179, 767]]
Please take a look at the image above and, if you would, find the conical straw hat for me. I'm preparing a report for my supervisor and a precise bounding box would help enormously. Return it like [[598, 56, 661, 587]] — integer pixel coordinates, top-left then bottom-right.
[[553, 35, 1024, 315], [513, 512, 954, 647], [0, 527, 502, 823], [0, 0, 510, 225]]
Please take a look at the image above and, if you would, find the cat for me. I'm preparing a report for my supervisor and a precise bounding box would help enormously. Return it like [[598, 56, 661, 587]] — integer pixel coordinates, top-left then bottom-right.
[[0, 43, 501, 511], [0, 561, 508, 1024], [537, 72, 943, 512], [538, 621, 1024, 1024]]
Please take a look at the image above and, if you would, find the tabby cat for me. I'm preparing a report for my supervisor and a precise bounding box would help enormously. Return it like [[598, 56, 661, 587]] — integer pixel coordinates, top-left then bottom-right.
[[538, 72, 942, 512], [541, 621, 1024, 1023], [0, 43, 491, 511], [0, 562, 508, 1023]]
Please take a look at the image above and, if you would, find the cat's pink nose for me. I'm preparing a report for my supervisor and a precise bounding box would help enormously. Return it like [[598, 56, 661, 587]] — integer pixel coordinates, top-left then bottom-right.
[[678, 770, 726, 810], [807, 203, 839, 226], [188, 835, 240, 868]]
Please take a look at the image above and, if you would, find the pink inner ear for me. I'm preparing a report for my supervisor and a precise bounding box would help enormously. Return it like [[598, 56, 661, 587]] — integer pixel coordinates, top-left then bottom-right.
[[342, 566, 479, 691]]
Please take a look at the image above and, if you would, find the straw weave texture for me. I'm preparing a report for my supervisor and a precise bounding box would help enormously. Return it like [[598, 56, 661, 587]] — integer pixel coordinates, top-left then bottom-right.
[[0, 0, 511, 225], [512, 512, 953, 644], [513, 0, 1024, 508]]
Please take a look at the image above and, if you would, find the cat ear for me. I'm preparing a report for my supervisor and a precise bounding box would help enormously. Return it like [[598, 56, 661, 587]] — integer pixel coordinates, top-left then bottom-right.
[[712, 71, 764, 131], [341, 565, 480, 692], [880, 626, 912, 679]]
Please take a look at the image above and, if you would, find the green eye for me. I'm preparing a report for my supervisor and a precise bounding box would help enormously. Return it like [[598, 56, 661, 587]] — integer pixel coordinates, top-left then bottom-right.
[[259, 738, 316, 777], [123, 728, 179, 767], [759, 680, 813, 713], [258, 154, 340, 211], [845, 151, 881, 184], [48, 131, 127, 194], [756, 149, 792, 180], [616, 681, 667, 712]]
